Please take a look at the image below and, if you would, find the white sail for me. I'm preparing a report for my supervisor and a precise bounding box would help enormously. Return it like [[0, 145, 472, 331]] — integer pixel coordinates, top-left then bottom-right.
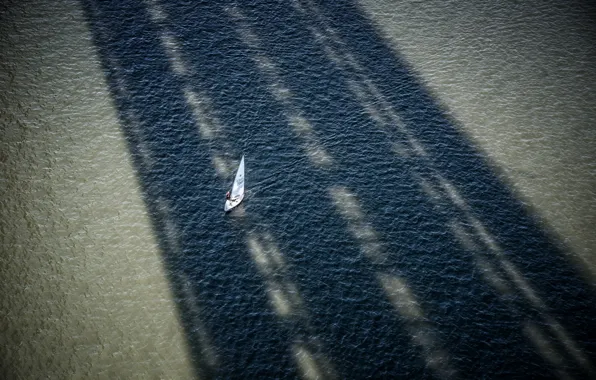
[[231, 155, 245, 199], [224, 155, 245, 212]]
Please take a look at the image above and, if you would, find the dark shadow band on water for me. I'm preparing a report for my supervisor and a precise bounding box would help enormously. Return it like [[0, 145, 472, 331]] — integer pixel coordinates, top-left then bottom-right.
[[81, 0, 595, 379], [79, 1, 299, 379]]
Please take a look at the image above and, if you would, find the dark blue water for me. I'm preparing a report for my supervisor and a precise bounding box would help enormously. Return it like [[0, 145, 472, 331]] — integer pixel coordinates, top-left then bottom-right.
[[81, 0, 595, 378]]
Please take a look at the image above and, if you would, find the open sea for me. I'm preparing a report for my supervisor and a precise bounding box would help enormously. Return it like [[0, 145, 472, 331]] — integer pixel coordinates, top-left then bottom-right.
[[1, 0, 595, 379]]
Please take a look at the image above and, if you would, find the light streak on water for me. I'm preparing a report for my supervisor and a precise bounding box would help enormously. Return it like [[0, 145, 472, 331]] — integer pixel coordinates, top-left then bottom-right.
[[225, 5, 334, 169], [245, 231, 338, 379], [330, 185, 458, 380]]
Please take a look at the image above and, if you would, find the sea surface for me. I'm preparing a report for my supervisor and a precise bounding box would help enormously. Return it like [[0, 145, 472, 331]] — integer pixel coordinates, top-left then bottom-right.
[[1, 0, 595, 379]]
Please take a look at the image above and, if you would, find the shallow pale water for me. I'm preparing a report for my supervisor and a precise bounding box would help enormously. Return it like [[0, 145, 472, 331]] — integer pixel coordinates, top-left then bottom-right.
[[1, 0, 595, 379]]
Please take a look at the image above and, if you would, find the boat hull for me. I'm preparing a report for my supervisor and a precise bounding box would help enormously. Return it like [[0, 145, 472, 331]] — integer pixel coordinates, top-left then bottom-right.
[[224, 194, 244, 212]]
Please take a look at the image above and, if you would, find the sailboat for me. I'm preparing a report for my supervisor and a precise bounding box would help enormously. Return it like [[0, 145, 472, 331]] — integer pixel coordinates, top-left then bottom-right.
[[224, 155, 245, 212]]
